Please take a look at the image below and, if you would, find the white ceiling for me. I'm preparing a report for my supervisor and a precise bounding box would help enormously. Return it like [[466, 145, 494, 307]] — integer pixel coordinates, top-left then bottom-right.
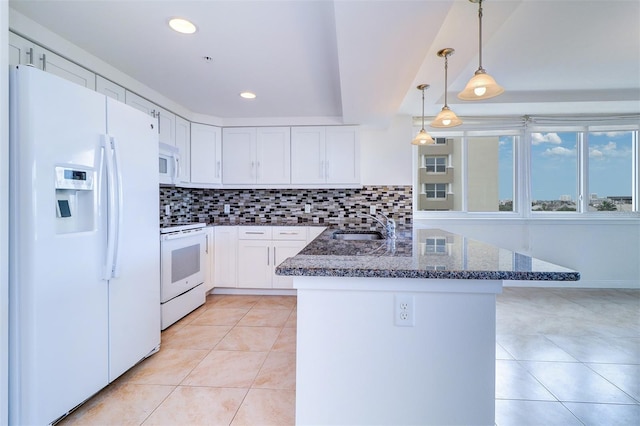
[[8, 0, 640, 127]]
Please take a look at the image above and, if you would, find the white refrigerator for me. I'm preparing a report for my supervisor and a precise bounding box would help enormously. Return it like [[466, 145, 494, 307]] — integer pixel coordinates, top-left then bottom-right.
[[9, 66, 161, 425]]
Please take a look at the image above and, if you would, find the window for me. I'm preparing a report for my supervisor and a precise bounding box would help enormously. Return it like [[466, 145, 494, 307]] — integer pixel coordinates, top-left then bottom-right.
[[425, 237, 447, 253], [530, 132, 578, 212], [588, 131, 634, 212], [413, 115, 639, 217], [467, 135, 515, 212], [425, 156, 447, 173], [425, 183, 447, 199]]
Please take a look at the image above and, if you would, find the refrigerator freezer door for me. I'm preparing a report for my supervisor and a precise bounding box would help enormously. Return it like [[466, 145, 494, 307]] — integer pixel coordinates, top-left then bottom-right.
[[105, 98, 161, 381], [9, 66, 109, 425]]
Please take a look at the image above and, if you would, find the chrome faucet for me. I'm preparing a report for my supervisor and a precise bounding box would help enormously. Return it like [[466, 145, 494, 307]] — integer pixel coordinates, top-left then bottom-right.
[[357, 212, 397, 239]]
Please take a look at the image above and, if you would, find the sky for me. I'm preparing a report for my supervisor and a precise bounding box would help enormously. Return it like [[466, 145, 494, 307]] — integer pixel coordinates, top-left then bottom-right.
[[498, 131, 634, 201]]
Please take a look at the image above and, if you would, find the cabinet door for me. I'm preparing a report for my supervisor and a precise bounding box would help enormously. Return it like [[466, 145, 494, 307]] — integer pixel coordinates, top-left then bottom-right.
[[214, 226, 237, 287], [175, 116, 191, 184], [43, 50, 96, 90], [291, 127, 326, 184], [125, 91, 156, 116], [156, 106, 176, 146], [9, 32, 96, 90], [257, 127, 291, 184], [272, 240, 307, 289], [204, 227, 215, 293], [96, 76, 126, 102], [191, 123, 222, 184], [325, 126, 360, 184], [237, 240, 272, 288], [9, 32, 37, 67], [222, 128, 257, 184]]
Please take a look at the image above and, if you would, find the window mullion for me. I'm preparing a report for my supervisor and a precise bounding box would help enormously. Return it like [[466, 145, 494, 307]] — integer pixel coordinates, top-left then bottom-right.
[[579, 131, 589, 213], [521, 129, 532, 218]]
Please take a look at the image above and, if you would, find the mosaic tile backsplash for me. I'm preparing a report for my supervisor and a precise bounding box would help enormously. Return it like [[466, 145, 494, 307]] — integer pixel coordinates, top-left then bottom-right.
[[160, 186, 412, 228]]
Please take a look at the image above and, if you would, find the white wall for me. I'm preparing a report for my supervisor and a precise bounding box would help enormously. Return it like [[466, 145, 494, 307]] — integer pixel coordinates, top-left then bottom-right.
[[417, 219, 640, 289], [1, 1, 10, 424]]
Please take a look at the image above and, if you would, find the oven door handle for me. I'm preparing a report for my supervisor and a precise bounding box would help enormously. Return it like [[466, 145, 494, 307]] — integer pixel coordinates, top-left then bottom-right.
[[162, 230, 206, 241]]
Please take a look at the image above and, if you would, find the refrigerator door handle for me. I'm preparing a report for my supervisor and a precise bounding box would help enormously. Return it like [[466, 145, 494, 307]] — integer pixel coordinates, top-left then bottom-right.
[[110, 135, 124, 278], [102, 135, 117, 280]]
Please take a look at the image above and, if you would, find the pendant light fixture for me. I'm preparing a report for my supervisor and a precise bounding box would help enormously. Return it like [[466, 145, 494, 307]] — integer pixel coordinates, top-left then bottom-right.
[[412, 84, 435, 145], [458, 0, 504, 100], [431, 48, 462, 128]]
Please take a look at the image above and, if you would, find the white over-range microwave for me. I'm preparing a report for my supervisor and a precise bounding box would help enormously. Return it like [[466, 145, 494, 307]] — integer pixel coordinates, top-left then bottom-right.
[[159, 142, 180, 185]]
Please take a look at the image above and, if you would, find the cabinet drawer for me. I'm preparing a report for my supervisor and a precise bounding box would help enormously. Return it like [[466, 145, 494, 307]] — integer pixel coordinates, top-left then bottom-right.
[[273, 227, 307, 240], [238, 226, 273, 240]]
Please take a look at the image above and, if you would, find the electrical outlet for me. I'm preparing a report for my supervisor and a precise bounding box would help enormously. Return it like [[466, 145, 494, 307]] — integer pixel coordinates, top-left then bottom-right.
[[223, 204, 230, 214], [164, 205, 171, 216], [369, 205, 376, 215], [395, 294, 415, 327], [304, 204, 311, 213]]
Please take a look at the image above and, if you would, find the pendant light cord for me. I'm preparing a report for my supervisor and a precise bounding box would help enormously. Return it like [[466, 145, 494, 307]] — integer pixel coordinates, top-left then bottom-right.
[[421, 87, 425, 131], [443, 53, 449, 108], [478, 0, 484, 71]]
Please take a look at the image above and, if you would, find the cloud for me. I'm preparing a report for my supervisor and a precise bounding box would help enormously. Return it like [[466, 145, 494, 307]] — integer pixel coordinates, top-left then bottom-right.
[[590, 141, 632, 159], [531, 132, 562, 145], [542, 146, 575, 157]]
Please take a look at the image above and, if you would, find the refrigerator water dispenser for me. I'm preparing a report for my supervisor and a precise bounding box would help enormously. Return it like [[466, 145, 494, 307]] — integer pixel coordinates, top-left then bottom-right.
[[55, 166, 95, 234]]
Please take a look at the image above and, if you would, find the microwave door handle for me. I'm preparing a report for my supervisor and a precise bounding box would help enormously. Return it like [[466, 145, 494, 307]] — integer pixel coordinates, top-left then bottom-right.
[[173, 153, 180, 183]]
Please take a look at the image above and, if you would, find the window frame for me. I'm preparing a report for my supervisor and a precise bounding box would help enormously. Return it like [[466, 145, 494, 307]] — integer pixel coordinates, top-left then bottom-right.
[[412, 116, 639, 221], [424, 183, 447, 199], [424, 156, 447, 173]]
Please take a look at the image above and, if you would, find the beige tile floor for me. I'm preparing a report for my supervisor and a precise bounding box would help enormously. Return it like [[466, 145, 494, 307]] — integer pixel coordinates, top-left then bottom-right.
[[59, 288, 639, 425]]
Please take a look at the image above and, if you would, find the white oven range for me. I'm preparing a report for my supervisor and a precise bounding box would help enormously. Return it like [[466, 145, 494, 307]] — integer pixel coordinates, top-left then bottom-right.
[[160, 223, 207, 330]]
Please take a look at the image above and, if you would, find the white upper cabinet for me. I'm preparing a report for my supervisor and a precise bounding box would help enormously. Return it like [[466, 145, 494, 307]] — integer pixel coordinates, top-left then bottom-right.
[[9, 32, 96, 90], [125, 91, 176, 146], [96, 76, 126, 102], [222, 128, 256, 185], [190, 123, 222, 185], [175, 116, 191, 184], [325, 126, 360, 184], [222, 127, 291, 185], [291, 127, 326, 185], [291, 126, 360, 185]]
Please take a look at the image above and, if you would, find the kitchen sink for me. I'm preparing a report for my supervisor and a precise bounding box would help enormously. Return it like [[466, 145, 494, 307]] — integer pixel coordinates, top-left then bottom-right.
[[331, 231, 384, 241]]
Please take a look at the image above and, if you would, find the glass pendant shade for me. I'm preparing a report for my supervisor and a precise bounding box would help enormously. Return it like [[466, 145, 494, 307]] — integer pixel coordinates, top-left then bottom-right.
[[458, 69, 504, 100], [431, 106, 462, 128], [412, 129, 434, 145], [458, 0, 504, 101]]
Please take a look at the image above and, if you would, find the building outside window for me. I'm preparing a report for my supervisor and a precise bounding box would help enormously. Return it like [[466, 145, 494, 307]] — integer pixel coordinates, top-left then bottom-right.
[[425, 183, 447, 199], [425, 157, 447, 173]]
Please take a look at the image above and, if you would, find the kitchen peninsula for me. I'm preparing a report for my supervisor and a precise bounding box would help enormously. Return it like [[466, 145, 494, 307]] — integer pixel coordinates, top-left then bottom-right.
[[276, 227, 579, 426]]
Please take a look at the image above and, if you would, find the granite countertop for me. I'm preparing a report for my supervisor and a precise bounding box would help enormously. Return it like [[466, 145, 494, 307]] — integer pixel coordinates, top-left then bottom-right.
[[276, 227, 580, 281]]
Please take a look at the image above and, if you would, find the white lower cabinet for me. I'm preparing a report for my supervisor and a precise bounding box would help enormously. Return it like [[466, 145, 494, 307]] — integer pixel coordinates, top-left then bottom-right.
[[214, 226, 238, 287], [237, 226, 307, 289], [204, 226, 215, 293], [213, 226, 322, 290]]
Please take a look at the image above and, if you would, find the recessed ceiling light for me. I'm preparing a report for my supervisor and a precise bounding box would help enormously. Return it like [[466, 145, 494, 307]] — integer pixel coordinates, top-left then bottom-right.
[[168, 18, 197, 34], [240, 92, 256, 99]]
